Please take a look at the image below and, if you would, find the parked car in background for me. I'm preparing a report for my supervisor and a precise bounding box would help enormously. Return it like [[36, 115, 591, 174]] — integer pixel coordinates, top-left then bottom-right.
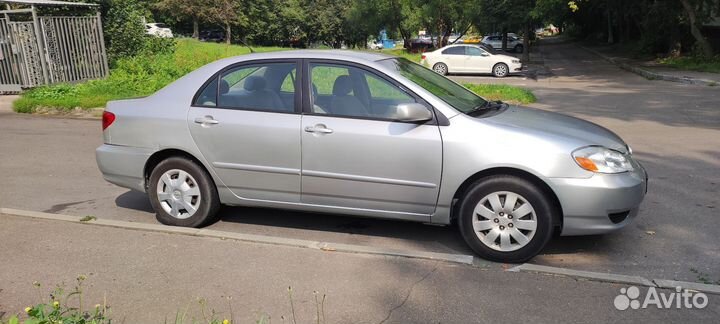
[[481, 35, 524, 53], [145, 23, 173, 38], [367, 39, 384, 50], [421, 44, 522, 77], [199, 30, 226, 43], [97, 50, 647, 263]]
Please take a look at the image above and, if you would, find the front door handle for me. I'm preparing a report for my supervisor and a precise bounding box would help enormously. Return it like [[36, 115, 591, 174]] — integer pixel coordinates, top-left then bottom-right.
[[194, 116, 219, 126], [304, 124, 333, 134]]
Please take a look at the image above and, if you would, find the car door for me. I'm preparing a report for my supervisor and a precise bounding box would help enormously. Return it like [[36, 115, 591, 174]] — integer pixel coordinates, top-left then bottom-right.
[[465, 46, 495, 73], [440, 46, 466, 72], [301, 61, 442, 215], [188, 60, 302, 203]]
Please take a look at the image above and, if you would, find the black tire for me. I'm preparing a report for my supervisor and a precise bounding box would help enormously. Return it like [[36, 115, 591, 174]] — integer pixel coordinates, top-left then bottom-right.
[[148, 157, 220, 227], [433, 62, 448, 75], [514, 44, 524, 53], [492, 63, 509, 78], [457, 175, 554, 263]]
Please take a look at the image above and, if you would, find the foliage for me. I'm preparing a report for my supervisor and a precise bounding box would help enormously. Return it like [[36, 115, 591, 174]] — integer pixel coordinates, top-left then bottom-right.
[[659, 56, 720, 74], [13, 40, 284, 112], [104, 0, 149, 62], [463, 83, 537, 104], [1, 276, 110, 324]]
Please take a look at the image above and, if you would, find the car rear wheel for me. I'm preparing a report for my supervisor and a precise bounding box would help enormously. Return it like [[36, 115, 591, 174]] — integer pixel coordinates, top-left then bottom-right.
[[514, 44, 524, 53], [433, 62, 448, 75], [148, 157, 220, 227], [457, 175, 554, 263], [492, 63, 509, 78]]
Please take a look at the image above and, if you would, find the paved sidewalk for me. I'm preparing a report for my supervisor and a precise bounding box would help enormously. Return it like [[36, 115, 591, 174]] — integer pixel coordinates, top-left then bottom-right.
[[0, 95, 18, 114], [579, 44, 720, 86], [1, 214, 718, 323]]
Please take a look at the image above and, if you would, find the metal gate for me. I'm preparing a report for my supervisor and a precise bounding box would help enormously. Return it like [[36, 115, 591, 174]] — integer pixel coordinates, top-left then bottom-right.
[[0, 2, 107, 92]]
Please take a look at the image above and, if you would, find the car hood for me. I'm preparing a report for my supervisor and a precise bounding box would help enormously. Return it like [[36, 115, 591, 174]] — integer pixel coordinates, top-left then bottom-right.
[[494, 54, 517, 61], [483, 105, 628, 152]]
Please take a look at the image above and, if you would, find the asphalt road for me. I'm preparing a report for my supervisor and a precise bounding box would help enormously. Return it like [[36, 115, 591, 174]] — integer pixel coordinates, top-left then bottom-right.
[[1, 39, 718, 284]]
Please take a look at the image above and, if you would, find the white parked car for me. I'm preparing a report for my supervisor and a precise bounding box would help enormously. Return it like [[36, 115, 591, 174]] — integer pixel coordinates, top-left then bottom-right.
[[367, 40, 384, 50], [481, 35, 523, 53], [420, 44, 523, 77], [145, 23, 174, 38]]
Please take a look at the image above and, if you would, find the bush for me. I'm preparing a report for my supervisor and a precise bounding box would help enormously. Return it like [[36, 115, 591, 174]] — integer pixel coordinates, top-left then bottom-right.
[[104, 0, 148, 63]]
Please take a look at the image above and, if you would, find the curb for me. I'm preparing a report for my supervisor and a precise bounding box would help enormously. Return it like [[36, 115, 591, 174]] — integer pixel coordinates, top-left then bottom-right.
[[508, 263, 720, 295], [508, 263, 656, 287], [0, 207, 475, 266], [577, 45, 717, 86]]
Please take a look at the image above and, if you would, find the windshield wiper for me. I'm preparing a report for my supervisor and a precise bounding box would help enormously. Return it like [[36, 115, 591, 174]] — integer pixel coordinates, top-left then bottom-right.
[[467, 100, 506, 116]]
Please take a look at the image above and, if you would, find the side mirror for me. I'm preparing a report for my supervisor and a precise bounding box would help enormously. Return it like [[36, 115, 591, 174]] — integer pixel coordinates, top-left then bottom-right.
[[394, 103, 433, 122]]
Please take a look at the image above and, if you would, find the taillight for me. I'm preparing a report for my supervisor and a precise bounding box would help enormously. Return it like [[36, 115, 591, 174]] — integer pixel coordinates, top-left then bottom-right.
[[421, 54, 426, 60], [102, 111, 115, 130]]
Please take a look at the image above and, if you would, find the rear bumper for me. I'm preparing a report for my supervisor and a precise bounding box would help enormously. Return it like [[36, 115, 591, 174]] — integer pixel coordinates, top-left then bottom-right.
[[96, 144, 154, 192], [549, 162, 648, 236]]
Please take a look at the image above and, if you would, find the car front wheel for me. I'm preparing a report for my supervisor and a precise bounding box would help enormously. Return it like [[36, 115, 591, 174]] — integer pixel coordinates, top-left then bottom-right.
[[457, 175, 554, 263], [148, 157, 220, 227]]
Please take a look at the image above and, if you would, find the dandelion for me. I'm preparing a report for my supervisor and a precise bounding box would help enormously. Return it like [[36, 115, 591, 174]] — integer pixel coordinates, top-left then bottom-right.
[[95, 304, 101, 309], [25, 306, 32, 314], [222, 320, 230, 324], [53, 301, 60, 308]]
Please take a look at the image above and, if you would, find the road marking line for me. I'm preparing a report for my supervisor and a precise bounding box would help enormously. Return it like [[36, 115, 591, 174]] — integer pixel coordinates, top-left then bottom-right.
[[0, 207, 475, 265]]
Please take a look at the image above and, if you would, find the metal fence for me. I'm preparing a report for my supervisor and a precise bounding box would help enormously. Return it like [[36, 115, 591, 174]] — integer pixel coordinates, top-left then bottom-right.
[[0, 12, 107, 92]]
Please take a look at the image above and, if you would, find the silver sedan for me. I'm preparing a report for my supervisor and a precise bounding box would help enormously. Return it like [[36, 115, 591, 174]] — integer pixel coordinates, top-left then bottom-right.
[[96, 50, 647, 262]]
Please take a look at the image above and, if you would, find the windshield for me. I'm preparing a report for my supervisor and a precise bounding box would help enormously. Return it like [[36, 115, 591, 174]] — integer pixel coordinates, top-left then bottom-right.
[[378, 58, 487, 114]]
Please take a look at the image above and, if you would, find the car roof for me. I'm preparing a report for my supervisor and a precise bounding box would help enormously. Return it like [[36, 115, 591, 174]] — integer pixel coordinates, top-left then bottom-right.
[[229, 49, 395, 63]]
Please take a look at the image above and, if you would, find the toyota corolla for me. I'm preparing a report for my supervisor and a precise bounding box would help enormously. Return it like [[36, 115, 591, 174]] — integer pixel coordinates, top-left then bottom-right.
[[96, 50, 647, 262]]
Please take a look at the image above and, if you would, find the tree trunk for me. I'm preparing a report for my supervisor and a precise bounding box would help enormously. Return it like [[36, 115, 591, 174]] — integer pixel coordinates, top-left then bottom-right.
[[607, 7, 614, 43], [522, 23, 530, 63], [192, 18, 199, 39], [225, 22, 231, 44], [501, 27, 508, 51], [680, 0, 713, 57]]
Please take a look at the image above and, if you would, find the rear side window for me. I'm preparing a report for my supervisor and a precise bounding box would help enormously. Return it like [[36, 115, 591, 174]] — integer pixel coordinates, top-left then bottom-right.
[[442, 46, 465, 55], [193, 62, 297, 113]]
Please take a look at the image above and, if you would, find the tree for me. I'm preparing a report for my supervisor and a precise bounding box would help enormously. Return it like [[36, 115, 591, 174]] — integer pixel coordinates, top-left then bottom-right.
[[679, 0, 714, 57], [155, 0, 204, 39], [105, 0, 147, 62], [199, 0, 248, 44]]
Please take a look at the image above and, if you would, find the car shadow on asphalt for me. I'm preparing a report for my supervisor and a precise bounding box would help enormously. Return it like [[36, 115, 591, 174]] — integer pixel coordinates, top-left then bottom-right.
[[113, 189, 608, 259]]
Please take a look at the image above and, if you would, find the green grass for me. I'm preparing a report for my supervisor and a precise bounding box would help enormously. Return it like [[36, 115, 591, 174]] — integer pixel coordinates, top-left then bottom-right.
[[381, 48, 423, 63], [14, 40, 531, 112], [463, 83, 537, 105], [13, 39, 285, 113], [658, 56, 720, 74]]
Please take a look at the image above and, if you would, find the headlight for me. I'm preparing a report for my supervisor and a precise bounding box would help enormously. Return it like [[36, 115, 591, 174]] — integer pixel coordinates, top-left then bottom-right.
[[512, 59, 520, 64], [572, 146, 633, 173]]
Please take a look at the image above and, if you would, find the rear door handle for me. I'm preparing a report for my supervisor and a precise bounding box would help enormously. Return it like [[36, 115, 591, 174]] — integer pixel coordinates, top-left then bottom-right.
[[305, 125, 333, 134], [194, 116, 219, 126]]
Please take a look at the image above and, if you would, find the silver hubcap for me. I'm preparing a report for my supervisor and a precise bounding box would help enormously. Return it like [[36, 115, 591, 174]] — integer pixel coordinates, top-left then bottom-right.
[[156, 169, 201, 219], [472, 191, 537, 252], [434, 64, 447, 74], [495, 65, 507, 76]]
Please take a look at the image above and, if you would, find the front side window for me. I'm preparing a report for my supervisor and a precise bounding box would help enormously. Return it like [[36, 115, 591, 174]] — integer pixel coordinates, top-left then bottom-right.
[[310, 63, 416, 119], [193, 62, 296, 113]]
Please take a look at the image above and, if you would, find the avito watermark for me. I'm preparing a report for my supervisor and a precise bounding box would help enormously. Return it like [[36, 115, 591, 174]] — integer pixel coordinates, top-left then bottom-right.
[[614, 286, 709, 310]]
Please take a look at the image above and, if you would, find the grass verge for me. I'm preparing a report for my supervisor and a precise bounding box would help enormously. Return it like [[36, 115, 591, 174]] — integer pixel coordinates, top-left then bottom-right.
[[658, 56, 720, 74], [13, 40, 533, 112], [463, 83, 536, 104]]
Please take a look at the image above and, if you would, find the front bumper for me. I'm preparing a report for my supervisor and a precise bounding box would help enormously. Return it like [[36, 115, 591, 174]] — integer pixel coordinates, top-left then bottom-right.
[[549, 162, 648, 236], [96, 144, 154, 192], [510, 62, 523, 73]]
